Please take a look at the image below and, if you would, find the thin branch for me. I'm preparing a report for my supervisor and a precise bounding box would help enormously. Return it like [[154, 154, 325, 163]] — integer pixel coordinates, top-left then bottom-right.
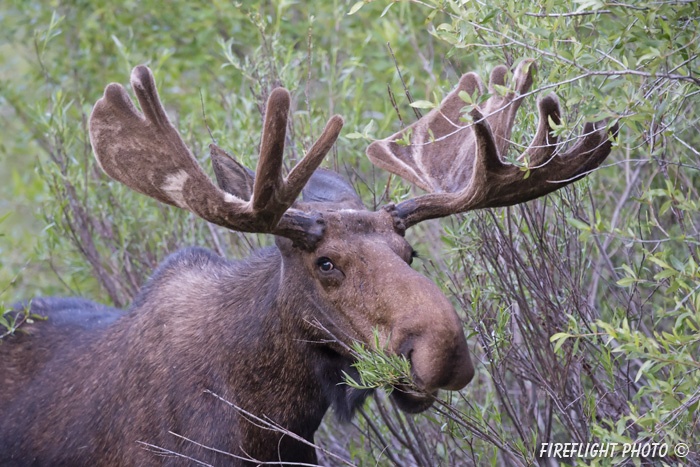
[[387, 41, 422, 119]]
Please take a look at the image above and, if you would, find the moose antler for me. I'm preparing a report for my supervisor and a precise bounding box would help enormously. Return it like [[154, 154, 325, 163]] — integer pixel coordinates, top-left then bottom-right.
[[89, 66, 343, 249], [367, 60, 618, 228]]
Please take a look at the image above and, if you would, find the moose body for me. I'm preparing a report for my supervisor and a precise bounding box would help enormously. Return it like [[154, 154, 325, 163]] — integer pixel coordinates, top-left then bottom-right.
[[1, 247, 364, 464], [0, 61, 615, 465]]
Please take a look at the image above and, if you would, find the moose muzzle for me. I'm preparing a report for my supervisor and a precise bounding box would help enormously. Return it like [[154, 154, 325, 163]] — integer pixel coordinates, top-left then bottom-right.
[[386, 267, 474, 410]]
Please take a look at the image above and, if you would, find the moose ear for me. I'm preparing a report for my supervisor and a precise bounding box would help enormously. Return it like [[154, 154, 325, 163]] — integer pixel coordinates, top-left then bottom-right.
[[210, 144, 255, 201], [302, 168, 366, 210]]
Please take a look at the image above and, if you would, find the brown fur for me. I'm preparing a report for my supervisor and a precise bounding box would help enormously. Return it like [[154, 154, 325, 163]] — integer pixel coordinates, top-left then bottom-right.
[[1, 249, 327, 464]]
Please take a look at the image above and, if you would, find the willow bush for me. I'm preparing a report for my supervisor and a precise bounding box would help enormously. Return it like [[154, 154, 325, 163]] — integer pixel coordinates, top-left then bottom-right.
[[1, 0, 698, 465]]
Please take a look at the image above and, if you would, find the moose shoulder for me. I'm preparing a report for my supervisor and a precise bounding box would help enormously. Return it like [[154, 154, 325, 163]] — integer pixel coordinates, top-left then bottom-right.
[[0, 61, 616, 465]]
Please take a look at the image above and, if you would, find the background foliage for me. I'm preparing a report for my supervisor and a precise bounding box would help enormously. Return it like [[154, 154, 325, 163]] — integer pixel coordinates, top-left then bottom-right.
[[1, 0, 698, 465]]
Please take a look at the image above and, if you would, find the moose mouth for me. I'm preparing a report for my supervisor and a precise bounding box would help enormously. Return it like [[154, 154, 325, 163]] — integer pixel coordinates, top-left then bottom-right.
[[390, 383, 436, 413]]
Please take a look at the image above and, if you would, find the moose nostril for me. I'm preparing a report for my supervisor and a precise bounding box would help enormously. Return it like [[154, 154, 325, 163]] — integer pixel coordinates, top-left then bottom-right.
[[396, 329, 473, 393], [397, 339, 425, 388], [397, 336, 414, 360], [404, 348, 426, 388]]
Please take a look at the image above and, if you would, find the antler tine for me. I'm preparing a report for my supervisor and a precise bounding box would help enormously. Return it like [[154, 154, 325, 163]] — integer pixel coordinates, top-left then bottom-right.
[[522, 93, 562, 166], [483, 60, 535, 156], [469, 108, 505, 175], [252, 86, 344, 225], [369, 60, 617, 229], [366, 71, 485, 194], [285, 115, 344, 195], [393, 107, 506, 228], [559, 120, 619, 178], [253, 88, 289, 213], [90, 66, 343, 250], [91, 66, 222, 212]]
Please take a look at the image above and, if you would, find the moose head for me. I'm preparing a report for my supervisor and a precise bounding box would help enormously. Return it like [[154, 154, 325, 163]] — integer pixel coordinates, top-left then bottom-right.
[[89, 61, 615, 416]]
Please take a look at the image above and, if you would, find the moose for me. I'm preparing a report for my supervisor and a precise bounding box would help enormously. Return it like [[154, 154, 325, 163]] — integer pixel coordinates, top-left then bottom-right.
[[0, 60, 616, 465]]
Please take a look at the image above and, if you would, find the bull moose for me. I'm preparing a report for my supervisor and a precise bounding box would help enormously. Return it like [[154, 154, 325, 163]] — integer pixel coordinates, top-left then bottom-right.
[[0, 60, 616, 465]]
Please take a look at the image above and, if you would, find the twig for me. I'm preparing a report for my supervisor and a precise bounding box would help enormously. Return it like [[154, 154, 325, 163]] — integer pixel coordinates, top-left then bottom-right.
[[306, 26, 314, 142], [167, 431, 323, 467], [386, 41, 422, 119], [386, 84, 405, 128], [199, 89, 215, 143], [0, 259, 31, 298], [135, 441, 214, 466], [525, 9, 612, 17], [204, 389, 358, 466]]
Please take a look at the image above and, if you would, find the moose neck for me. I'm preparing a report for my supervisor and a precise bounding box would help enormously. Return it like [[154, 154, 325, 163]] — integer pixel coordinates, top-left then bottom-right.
[[274, 248, 374, 423], [201, 246, 368, 458]]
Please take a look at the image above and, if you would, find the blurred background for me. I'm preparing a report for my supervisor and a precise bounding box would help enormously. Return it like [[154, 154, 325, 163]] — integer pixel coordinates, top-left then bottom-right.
[[1, 1, 698, 465]]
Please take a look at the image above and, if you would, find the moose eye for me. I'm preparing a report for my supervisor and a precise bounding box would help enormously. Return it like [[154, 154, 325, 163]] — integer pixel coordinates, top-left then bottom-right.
[[316, 257, 335, 272]]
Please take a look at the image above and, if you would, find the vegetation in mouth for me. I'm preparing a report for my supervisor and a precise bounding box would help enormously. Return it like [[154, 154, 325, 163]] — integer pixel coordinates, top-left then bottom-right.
[[344, 329, 415, 395]]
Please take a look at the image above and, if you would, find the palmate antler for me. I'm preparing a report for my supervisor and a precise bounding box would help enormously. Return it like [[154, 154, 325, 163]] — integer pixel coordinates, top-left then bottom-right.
[[89, 66, 343, 249], [367, 60, 618, 228]]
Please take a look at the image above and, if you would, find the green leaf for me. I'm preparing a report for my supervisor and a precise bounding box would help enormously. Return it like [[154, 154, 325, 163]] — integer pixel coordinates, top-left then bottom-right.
[[617, 277, 636, 286], [551, 332, 571, 353], [379, 2, 395, 17], [347, 1, 365, 15], [458, 90, 473, 104], [492, 83, 510, 97], [409, 100, 435, 109], [654, 269, 676, 280], [550, 332, 571, 342], [635, 360, 654, 382], [567, 218, 590, 231], [362, 119, 375, 136]]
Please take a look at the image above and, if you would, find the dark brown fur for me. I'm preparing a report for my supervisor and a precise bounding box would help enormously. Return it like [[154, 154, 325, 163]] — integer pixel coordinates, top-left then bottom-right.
[[1, 247, 372, 465]]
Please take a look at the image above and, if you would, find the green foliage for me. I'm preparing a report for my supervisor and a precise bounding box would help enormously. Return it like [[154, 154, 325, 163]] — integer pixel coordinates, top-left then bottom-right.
[[1, 0, 699, 464], [344, 329, 412, 392], [0, 299, 48, 340]]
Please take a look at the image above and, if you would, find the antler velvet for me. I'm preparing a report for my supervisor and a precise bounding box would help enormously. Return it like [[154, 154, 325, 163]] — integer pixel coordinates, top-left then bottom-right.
[[90, 61, 617, 247], [367, 60, 618, 228], [89, 66, 343, 249]]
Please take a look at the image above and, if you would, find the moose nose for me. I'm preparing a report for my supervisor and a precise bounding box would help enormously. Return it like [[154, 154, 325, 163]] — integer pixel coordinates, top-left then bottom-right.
[[402, 329, 474, 392], [376, 249, 474, 394], [392, 313, 474, 393]]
